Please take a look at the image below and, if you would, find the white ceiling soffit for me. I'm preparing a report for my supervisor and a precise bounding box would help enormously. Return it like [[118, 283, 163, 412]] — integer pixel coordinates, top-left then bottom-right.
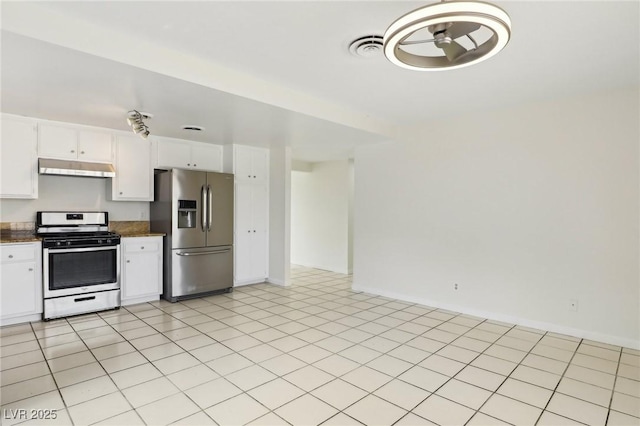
[[1, 32, 387, 162], [2, 2, 639, 141], [0, 1, 396, 138]]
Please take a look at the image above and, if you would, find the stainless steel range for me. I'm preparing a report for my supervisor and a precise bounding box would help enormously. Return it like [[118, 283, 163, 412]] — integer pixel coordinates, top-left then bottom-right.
[[36, 211, 121, 320]]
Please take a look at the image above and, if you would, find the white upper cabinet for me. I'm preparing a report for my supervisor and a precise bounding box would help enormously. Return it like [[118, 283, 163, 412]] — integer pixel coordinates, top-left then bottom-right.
[[38, 122, 113, 163], [109, 135, 153, 201], [1, 115, 38, 199], [156, 138, 223, 172], [234, 145, 269, 183]]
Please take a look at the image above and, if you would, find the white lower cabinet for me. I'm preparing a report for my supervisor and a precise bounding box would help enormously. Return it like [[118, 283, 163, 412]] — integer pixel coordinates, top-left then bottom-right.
[[121, 237, 163, 305], [234, 182, 268, 285], [0, 242, 42, 325]]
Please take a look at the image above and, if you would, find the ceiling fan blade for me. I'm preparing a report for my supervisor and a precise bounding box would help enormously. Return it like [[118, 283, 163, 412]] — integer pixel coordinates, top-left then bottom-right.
[[442, 41, 467, 61], [399, 38, 435, 46], [456, 47, 484, 62], [447, 22, 481, 39]]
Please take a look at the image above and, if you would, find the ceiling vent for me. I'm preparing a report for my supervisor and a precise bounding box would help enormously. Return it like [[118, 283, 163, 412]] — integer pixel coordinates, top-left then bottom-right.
[[349, 36, 384, 57], [181, 125, 204, 132]]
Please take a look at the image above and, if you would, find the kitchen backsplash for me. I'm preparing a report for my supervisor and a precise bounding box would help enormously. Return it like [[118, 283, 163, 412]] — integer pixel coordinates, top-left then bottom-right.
[[0, 222, 35, 231], [109, 221, 149, 234]]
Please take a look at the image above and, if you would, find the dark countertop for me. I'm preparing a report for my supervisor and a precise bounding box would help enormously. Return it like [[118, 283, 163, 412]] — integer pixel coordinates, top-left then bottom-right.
[[118, 232, 166, 238], [0, 231, 41, 244]]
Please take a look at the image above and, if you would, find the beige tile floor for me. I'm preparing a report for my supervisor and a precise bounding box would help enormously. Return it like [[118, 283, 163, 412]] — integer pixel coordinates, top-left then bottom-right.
[[1, 266, 639, 426]]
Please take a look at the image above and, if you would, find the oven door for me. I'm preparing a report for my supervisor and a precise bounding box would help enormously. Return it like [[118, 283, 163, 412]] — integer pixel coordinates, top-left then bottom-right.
[[43, 245, 120, 298]]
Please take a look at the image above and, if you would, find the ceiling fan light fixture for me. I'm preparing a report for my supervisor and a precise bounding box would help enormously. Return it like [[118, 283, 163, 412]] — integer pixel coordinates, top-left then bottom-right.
[[383, 1, 511, 71]]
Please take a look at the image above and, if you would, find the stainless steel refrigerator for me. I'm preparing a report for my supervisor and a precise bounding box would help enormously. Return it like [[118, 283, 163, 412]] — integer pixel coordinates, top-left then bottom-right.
[[151, 169, 234, 302]]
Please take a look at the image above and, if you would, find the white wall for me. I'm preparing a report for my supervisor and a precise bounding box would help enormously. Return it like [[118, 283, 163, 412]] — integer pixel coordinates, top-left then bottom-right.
[[291, 160, 353, 274], [268, 146, 291, 286], [1, 175, 148, 222], [353, 87, 640, 348]]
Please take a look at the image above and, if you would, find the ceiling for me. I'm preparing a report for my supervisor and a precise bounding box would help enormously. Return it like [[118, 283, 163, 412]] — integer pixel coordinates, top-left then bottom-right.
[[2, 1, 638, 162]]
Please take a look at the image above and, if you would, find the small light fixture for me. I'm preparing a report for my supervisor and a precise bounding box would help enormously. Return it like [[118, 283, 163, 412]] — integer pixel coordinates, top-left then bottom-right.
[[126, 110, 152, 139], [383, 1, 511, 71]]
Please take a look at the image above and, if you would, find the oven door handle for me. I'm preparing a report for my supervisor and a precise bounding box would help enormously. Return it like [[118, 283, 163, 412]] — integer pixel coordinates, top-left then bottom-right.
[[176, 249, 230, 256], [44, 246, 118, 254]]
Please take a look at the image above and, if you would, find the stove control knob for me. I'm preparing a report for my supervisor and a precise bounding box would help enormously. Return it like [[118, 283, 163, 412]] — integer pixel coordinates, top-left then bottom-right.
[[106, 239, 111, 244], [98, 239, 103, 244], [66, 241, 71, 246], [56, 241, 62, 246]]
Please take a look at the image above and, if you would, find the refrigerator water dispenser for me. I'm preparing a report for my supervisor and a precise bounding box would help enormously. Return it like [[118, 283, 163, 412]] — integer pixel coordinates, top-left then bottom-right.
[[177, 200, 197, 228]]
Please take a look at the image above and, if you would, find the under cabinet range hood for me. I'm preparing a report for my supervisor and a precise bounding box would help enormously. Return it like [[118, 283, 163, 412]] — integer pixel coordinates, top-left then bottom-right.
[[39, 158, 116, 178]]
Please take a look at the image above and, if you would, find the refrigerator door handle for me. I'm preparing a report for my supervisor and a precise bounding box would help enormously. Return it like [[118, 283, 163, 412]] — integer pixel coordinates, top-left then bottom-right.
[[201, 185, 207, 232], [176, 249, 231, 256], [207, 185, 213, 231]]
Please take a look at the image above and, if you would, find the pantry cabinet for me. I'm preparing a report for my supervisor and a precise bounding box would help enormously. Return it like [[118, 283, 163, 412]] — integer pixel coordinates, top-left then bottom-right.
[[234, 145, 268, 183], [226, 145, 270, 286], [121, 237, 163, 305], [38, 123, 113, 163], [109, 135, 153, 201], [0, 115, 38, 199], [235, 182, 268, 284], [155, 138, 223, 172], [0, 242, 42, 325]]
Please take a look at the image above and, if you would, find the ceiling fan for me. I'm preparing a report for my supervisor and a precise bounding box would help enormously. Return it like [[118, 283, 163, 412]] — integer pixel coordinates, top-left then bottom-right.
[[383, 0, 512, 71]]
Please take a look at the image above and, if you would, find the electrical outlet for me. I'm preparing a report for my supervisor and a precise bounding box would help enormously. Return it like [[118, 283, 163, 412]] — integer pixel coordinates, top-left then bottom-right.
[[569, 299, 578, 312], [454, 283, 459, 291]]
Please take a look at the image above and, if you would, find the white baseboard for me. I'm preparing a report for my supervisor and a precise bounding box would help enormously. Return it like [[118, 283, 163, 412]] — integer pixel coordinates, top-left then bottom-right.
[[234, 278, 266, 287], [291, 262, 350, 275], [267, 278, 287, 286], [352, 285, 640, 350], [0, 313, 42, 327], [121, 295, 159, 306]]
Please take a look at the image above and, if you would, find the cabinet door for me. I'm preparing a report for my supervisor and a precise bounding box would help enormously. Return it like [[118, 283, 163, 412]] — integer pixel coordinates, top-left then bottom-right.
[[250, 185, 268, 278], [234, 183, 268, 283], [0, 262, 38, 318], [1, 116, 38, 199], [78, 130, 113, 163], [191, 143, 222, 172], [234, 183, 254, 283], [123, 252, 160, 299], [157, 139, 191, 169], [112, 135, 153, 201], [235, 146, 254, 180], [38, 124, 78, 159], [251, 149, 269, 182]]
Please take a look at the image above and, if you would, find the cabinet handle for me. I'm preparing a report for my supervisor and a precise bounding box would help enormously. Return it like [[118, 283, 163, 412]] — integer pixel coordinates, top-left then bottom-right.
[[119, 192, 123, 195], [141, 246, 145, 250], [126, 260, 130, 263], [28, 268, 33, 271], [253, 230, 256, 233], [188, 163, 191, 166], [80, 151, 85, 154], [254, 175, 256, 178], [193, 164, 197, 167], [248, 175, 251, 178], [71, 150, 75, 153], [248, 230, 251, 233], [8, 255, 13, 258]]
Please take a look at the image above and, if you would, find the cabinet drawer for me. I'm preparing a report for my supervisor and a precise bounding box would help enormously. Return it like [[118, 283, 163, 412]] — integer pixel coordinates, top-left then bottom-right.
[[124, 240, 160, 253], [1, 244, 37, 263]]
